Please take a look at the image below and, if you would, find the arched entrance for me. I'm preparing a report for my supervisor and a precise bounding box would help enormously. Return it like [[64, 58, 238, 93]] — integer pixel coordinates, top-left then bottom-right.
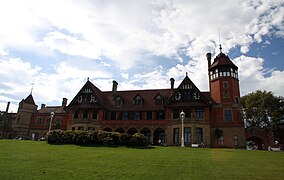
[[154, 128, 165, 145], [247, 136, 264, 150], [103, 127, 112, 132], [115, 127, 125, 133], [140, 128, 151, 144], [127, 128, 138, 135]]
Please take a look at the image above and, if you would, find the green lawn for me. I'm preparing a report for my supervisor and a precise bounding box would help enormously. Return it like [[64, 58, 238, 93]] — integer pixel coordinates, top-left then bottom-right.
[[0, 140, 283, 180]]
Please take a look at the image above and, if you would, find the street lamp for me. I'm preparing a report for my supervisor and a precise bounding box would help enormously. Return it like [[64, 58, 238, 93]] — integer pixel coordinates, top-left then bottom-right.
[[180, 111, 185, 147], [48, 112, 55, 133]]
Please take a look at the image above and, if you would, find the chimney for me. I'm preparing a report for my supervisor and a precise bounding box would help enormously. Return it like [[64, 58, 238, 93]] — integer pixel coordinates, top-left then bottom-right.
[[170, 78, 175, 90], [112, 80, 118, 97], [5, 102, 10, 113], [206, 52, 212, 70], [41, 104, 46, 109], [62, 98, 68, 107]]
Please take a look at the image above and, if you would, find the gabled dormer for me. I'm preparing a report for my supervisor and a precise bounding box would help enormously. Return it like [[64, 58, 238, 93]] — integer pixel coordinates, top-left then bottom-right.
[[114, 95, 123, 107], [133, 94, 143, 107], [154, 93, 164, 106], [171, 74, 206, 103], [68, 79, 103, 108]]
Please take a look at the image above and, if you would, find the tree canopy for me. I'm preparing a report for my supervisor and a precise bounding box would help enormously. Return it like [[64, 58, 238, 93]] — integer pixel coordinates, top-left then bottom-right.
[[241, 90, 284, 142]]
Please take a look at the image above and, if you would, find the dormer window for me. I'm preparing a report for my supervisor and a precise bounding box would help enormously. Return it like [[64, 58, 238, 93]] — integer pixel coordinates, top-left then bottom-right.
[[115, 97, 123, 107], [155, 95, 164, 105], [134, 96, 143, 106]]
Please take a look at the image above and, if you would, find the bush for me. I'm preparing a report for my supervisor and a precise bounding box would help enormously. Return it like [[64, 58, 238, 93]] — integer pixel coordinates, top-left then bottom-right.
[[129, 133, 149, 146], [47, 129, 64, 144], [46, 130, 149, 147]]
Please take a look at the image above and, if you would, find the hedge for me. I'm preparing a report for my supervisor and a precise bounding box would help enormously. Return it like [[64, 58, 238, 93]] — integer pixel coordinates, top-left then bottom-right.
[[47, 130, 149, 147]]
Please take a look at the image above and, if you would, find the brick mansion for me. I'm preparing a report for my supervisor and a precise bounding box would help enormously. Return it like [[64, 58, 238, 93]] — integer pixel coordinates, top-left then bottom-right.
[[3, 49, 247, 148]]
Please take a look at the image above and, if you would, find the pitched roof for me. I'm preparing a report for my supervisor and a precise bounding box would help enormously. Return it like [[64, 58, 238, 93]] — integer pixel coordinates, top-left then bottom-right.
[[68, 76, 215, 111], [37, 106, 67, 114], [24, 94, 36, 105], [210, 52, 237, 70]]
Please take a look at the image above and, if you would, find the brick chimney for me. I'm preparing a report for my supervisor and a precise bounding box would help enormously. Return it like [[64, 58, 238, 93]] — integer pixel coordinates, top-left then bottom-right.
[[170, 78, 175, 90], [62, 98, 68, 107], [41, 104, 46, 109], [206, 52, 212, 70], [112, 80, 118, 98], [5, 102, 10, 113]]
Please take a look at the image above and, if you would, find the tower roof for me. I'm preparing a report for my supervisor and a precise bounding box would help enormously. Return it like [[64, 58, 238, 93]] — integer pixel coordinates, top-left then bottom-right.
[[23, 94, 36, 105], [209, 52, 237, 70]]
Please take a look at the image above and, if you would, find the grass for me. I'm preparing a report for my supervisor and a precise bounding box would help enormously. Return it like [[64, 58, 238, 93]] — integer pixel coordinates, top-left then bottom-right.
[[0, 140, 283, 180]]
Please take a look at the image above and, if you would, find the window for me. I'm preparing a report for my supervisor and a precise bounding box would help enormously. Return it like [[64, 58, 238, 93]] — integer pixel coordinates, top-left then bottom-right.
[[83, 110, 89, 118], [78, 127, 84, 131], [218, 136, 224, 146], [223, 92, 230, 99], [173, 109, 180, 119], [115, 97, 122, 107], [234, 97, 239, 103], [46, 117, 51, 126], [196, 128, 203, 143], [184, 127, 191, 145], [156, 111, 165, 119], [134, 96, 143, 106], [223, 81, 229, 89], [224, 109, 232, 122], [111, 112, 116, 120], [146, 111, 152, 120], [195, 108, 204, 119], [37, 117, 43, 126], [185, 108, 191, 118], [173, 128, 179, 144], [155, 95, 163, 105], [134, 112, 141, 120], [122, 112, 129, 120], [88, 127, 95, 131], [55, 117, 61, 129], [234, 135, 238, 147], [92, 110, 98, 119], [74, 110, 79, 119]]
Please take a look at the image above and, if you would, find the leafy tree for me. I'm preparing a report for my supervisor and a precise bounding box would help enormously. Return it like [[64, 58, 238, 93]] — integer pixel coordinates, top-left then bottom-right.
[[241, 90, 284, 142]]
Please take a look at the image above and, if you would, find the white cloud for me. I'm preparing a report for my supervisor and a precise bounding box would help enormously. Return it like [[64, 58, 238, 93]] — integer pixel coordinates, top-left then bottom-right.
[[234, 55, 284, 96], [0, 0, 284, 112]]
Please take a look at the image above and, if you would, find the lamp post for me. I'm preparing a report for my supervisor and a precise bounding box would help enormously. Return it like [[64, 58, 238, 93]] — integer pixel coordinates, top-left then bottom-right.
[[180, 111, 185, 147], [48, 112, 55, 133]]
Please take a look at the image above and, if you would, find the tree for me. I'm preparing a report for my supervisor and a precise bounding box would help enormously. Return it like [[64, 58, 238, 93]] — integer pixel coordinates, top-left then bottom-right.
[[241, 90, 284, 142]]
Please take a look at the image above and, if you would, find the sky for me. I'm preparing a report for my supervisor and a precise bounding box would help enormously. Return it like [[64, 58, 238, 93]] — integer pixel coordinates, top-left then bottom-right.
[[0, 0, 284, 113]]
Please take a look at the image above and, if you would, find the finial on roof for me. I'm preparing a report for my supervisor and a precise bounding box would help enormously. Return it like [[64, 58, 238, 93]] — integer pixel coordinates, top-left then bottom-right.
[[218, 28, 222, 53], [87, 77, 89, 81], [30, 79, 34, 95], [186, 72, 188, 77]]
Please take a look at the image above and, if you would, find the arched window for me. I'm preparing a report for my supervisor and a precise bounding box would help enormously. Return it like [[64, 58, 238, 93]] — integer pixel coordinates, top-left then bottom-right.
[[134, 95, 143, 106], [115, 97, 123, 107], [155, 95, 164, 105]]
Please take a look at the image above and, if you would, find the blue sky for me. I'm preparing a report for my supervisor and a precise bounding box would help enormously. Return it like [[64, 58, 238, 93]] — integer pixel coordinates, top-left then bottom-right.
[[0, 0, 284, 112]]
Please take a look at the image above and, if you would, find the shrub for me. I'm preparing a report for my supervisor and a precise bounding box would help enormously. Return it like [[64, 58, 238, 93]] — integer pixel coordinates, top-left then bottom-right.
[[47, 130, 149, 147], [129, 133, 149, 146], [47, 129, 64, 144]]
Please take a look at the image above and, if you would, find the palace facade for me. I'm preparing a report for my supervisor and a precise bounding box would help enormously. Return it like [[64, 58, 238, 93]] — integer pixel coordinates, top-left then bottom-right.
[[8, 50, 246, 147]]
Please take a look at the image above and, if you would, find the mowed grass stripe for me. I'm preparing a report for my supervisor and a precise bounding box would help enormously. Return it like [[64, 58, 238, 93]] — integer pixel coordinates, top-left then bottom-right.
[[0, 140, 283, 179]]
